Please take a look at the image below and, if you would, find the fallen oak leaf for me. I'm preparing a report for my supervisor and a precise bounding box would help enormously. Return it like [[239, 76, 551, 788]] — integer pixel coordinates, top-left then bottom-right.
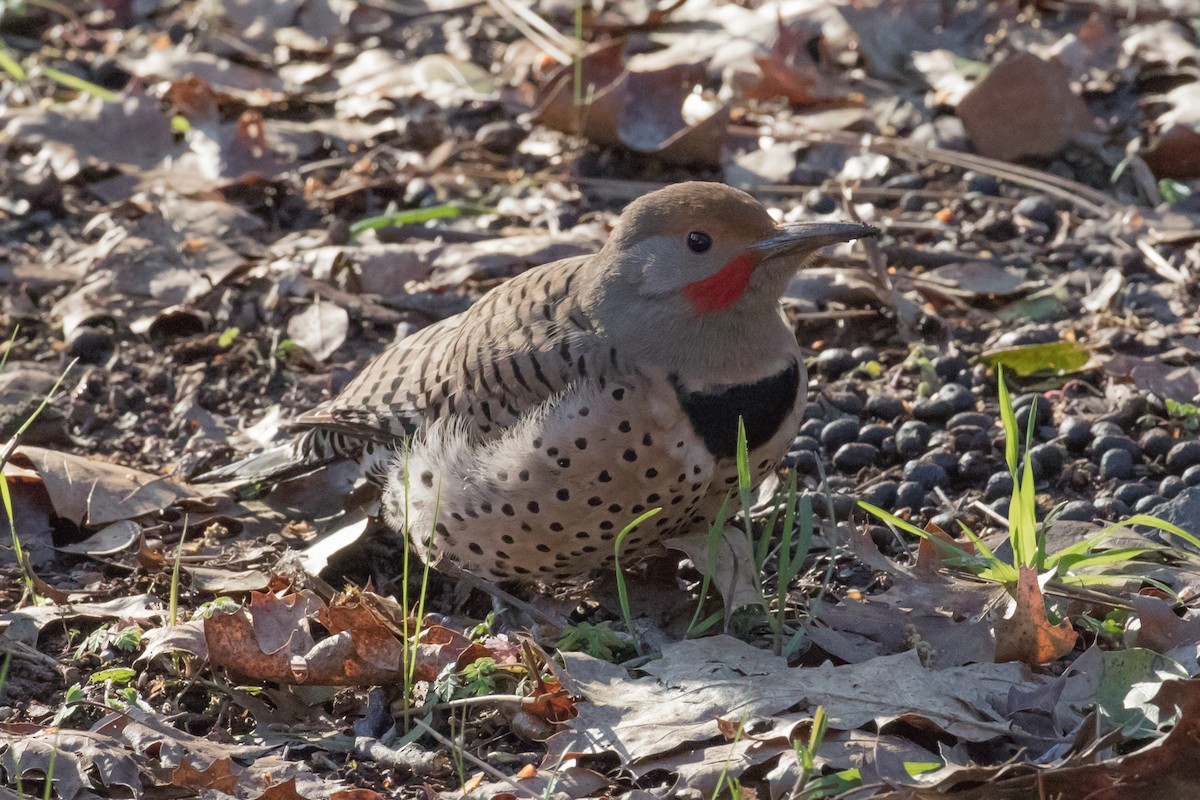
[[994, 566, 1077, 665], [172, 756, 241, 793]]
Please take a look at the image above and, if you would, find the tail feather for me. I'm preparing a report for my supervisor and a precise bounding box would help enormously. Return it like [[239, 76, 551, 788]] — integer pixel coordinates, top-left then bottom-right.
[[191, 429, 367, 486]]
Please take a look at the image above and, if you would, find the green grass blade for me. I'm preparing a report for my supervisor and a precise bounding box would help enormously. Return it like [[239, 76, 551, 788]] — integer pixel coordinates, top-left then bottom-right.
[[996, 367, 1019, 476], [0, 43, 26, 82], [349, 203, 495, 237], [39, 66, 118, 101], [859, 501, 982, 568], [1116, 514, 1200, 552], [686, 494, 730, 638], [615, 507, 662, 653], [0, 325, 16, 375], [1055, 547, 1152, 572], [954, 519, 1001, 563]]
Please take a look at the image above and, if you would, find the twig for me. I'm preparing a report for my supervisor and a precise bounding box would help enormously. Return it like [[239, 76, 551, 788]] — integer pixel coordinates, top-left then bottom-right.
[[749, 126, 1119, 218], [486, 0, 574, 64], [353, 736, 446, 774], [411, 716, 544, 799], [1135, 236, 1189, 283]]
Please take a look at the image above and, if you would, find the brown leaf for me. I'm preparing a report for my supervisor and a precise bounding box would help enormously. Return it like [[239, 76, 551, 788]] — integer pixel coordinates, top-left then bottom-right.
[[12, 446, 187, 526], [1142, 83, 1200, 180], [994, 566, 1077, 665], [255, 776, 309, 800], [126, 49, 291, 106], [172, 756, 241, 793], [4, 94, 177, 181], [535, 41, 728, 166], [957, 53, 1097, 161]]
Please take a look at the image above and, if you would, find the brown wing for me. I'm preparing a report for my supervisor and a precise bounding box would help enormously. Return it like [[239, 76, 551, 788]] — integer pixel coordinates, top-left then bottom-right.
[[295, 255, 621, 444]]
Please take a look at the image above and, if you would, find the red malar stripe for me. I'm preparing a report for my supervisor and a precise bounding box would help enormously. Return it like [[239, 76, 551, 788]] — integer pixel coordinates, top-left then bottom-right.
[[683, 255, 759, 313]]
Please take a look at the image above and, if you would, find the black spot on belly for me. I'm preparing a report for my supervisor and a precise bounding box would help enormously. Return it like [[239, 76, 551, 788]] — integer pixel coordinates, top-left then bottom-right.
[[672, 361, 800, 460]]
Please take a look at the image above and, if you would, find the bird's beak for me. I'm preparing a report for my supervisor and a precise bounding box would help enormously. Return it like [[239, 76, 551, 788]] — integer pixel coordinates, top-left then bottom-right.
[[751, 221, 880, 260]]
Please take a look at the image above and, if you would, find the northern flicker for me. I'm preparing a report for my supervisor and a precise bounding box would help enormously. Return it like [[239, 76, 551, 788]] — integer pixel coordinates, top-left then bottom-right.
[[199, 182, 877, 580]]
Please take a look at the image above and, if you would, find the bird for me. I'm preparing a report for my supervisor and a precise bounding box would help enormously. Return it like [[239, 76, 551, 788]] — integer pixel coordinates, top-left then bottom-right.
[[198, 182, 877, 582]]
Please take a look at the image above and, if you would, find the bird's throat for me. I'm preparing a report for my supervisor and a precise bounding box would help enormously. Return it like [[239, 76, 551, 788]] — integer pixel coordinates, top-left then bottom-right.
[[683, 254, 760, 313]]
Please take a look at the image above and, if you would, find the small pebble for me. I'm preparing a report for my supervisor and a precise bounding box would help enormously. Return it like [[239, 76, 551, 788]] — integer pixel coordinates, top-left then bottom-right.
[[833, 442, 880, 473], [799, 419, 825, 440], [958, 451, 990, 484], [858, 423, 895, 449], [863, 481, 899, 510], [1134, 494, 1166, 513], [895, 420, 932, 459], [948, 412, 992, 430], [474, 120, 527, 154], [879, 435, 898, 459], [821, 418, 862, 451], [904, 459, 948, 489], [1092, 435, 1140, 460], [1059, 417, 1092, 452], [1183, 464, 1200, 487], [1090, 421, 1125, 438], [66, 326, 115, 365], [1014, 195, 1058, 230], [985, 471, 1014, 501], [1139, 428, 1174, 461], [933, 354, 970, 381], [1013, 394, 1052, 428], [930, 512, 957, 531], [965, 171, 1001, 196], [802, 404, 825, 421], [1160, 475, 1186, 499], [911, 397, 954, 423], [1029, 443, 1064, 480], [792, 435, 820, 452], [1114, 482, 1153, 506], [1100, 449, 1133, 480], [788, 450, 821, 475], [815, 348, 857, 379], [927, 450, 959, 476], [851, 346, 878, 363], [950, 425, 990, 454], [1096, 497, 1130, 520], [936, 382, 976, 413], [865, 395, 906, 421], [827, 390, 865, 415], [868, 524, 898, 551], [1166, 441, 1200, 473], [1057, 500, 1097, 521], [895, 481, 927, 511], [991, 497, 1011, 517]]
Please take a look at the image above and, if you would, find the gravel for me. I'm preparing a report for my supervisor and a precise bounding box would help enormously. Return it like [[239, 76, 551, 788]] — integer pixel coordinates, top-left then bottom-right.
[[1057, 500, 1097, 521], [858, 423, 895, 448], [1166, 441, 1200, 473], [1139, 428, 1174, 461], [1059, 418, 1092, 451], [1093, 435, 1140, 459], [821, 418, 862, 451], [904, 459, 948, 489], [895, 420, 932, 459], [833, 443, 880, 473], [865, 395, 906, 421], [895, 481, 927, 511], [1100, 449, 1134, 480]]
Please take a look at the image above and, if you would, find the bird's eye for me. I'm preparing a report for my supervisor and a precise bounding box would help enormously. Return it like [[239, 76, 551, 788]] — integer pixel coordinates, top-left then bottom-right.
[[687, 231, 712, 254]]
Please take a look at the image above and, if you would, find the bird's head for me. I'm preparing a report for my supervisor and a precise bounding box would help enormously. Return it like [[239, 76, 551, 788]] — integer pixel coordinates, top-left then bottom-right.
[[603, 181, 878, 315]]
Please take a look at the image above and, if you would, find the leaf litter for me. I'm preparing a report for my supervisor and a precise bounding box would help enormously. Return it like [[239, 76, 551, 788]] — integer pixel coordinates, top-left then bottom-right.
[[2, 0, 1200, 797]]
